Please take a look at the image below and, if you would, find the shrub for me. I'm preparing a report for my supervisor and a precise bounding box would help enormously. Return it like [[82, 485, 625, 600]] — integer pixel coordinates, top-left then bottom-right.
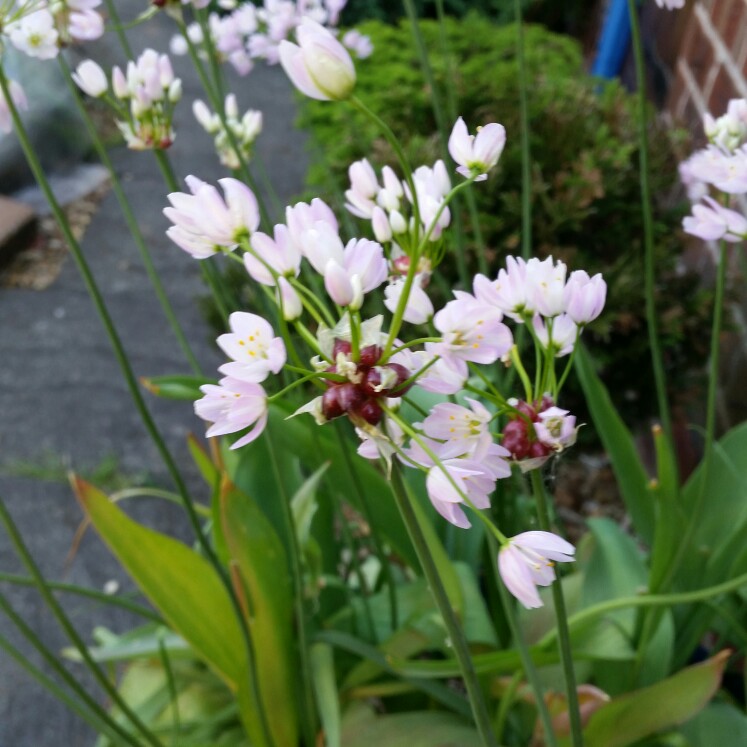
[[298, 15, 712, 430]]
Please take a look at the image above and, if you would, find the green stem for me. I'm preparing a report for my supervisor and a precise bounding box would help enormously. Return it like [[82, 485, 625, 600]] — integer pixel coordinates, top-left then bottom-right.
[[0, 572, 160, 621], [349, 95, 420, 233], [103, 0, 133, 56], [334, 422, 399, 631], [627, 0, 674, 454], [530, 470, 583, 747], [515, 0, 533, 259], [59, 56, 202, 376], [490, 535, 557, 747], [660, 240, 727, 591], [0, 502, 164, 747], [539, 569, 747, 648], [390, 464, 498, 747], [0, 628, 132, 745], [177, 14, 272, 231], [402, 0, 470, 286]]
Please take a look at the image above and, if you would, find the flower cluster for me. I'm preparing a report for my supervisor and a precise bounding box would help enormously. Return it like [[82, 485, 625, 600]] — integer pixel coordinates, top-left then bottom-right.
[[169, 0, 371, 78], [173, 105, 596, 607], [682, 97, 747, 243], [72, 51, 182, 150], [3, 0, 104, 61], [193, 94, 262, 170]]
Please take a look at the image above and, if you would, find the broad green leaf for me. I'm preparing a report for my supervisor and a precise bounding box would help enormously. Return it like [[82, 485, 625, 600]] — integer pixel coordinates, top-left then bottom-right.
[[340, 703, 481, 746], [141, 375, 213, 400], [219, 478, 297, 747], [74, 477, 244, 689], [310, 643, 341, 747], [571, 650, 729, 747], [679, 701, 747, 745], [575, 345, 653, 542]]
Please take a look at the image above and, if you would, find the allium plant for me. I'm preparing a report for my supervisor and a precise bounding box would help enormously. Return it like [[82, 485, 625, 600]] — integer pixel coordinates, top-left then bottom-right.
[[2, 1, 744, 746]]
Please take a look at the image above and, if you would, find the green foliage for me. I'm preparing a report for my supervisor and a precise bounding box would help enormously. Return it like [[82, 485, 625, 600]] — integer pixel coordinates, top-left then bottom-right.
[[299, 16, 711, 430]]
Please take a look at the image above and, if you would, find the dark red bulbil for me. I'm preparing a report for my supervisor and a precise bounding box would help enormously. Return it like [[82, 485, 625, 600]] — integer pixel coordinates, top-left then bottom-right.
[[321, 338, 411, 426], [501, 397, 554, 461]]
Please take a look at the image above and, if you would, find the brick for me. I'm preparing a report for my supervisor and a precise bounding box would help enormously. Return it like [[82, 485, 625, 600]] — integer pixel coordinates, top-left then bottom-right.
[[712, 0, 745, 51], [679, 18, 715, 89], [708, 64, 739, 112], [0, 196, 37, 267]]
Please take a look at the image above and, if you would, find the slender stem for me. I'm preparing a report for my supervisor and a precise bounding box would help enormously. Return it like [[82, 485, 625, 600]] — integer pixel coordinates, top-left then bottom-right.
[[494, 670, 522, 743], [0, 502, 164, 747], [390, 464, 498, 747], [349, 95, 420, 232], [489, 535, 557, 747], [334, 422, 399, 631], [515, 0, 532, 259], [530, 470, 582, 747], [0, 629, 131, 745], [660, 240, 728, 591], [539, 568, 747, 648], [176, 14, 272, 231], [59, 56, 202, 376], [265, 428, 318, 746], [0, 572, 160, 621], [627, 0, 674, 452], [103, 0, 133, 57]]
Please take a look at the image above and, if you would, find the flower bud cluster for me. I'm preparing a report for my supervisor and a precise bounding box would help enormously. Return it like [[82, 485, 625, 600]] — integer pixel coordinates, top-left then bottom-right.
[[3, 0, 104, 60], [193, 94, 262, 170], [169, 0, 371, 79], [681, 98, 747, 243], [72, 51, 182, 150]]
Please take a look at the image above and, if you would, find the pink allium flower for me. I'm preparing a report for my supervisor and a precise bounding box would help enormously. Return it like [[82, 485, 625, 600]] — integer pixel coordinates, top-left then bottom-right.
[[279, 18, 355, 101], [72, 59, 108, 98], [426, 459, 495, 529], [392, 344, 468, 395], [532, 314, 578, 358], [704, 98, 747, 152], [679, 158, 708, 203], [448, 116, 506, 181], [356, 417, 404, 467], [473, 256, 530, 322], [498, 531, 576, 609], [563, 270, 607, 325], [324, 238, 387, 308], [244, 224, 302, 284], [371, 206, 392, 243], [683, 195, 747, 242], [384, 277, 434, 325], [8, 10, 59, 60], [0, 79, 28, 135], [286, 198, 338, 248], [423, 399, 493, 459], [275, 277, 303, 321], [688, 145, 747, 194], [165, 176, 260, 256], [534, 406, 578, 452], [195, 377, 268, 449], [216, 312, 286, 382], [525, 256, 568, 318], [433, 293, 512, 365], [66, 0, 105, 41], [654, 0, 685, 9]]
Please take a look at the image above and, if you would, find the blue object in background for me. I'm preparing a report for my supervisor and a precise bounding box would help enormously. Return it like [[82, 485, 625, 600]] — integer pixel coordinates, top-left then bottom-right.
[[591, 0, 632, 78]]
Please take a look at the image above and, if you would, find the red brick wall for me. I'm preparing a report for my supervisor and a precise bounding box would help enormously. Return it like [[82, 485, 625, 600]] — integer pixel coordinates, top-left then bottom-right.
[[666, 0, 747, 129]]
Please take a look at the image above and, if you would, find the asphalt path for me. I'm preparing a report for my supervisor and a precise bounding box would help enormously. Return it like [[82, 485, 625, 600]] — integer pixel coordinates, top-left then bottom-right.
[[0, 4, 308, 743]]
